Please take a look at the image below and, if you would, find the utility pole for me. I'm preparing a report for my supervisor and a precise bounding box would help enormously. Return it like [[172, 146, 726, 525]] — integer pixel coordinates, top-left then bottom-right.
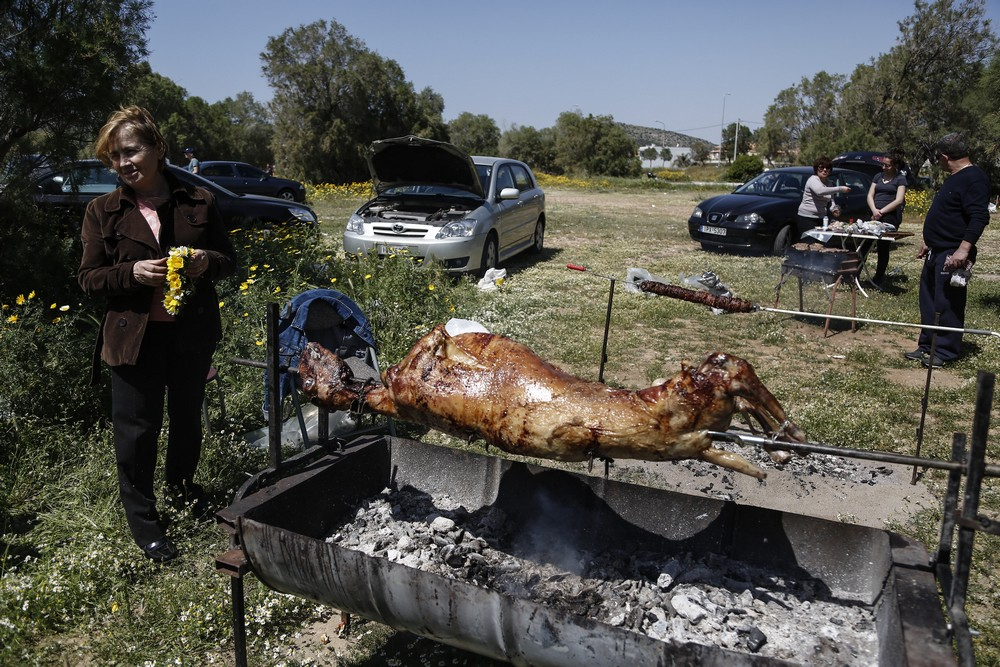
[[720, 93, 730, 164], [733, 118, 740, 162]]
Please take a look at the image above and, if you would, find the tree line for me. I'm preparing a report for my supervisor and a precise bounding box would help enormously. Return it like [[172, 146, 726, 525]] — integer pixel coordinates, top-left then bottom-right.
[[752, 0, 998, 185], [1, 0, 997, 190]]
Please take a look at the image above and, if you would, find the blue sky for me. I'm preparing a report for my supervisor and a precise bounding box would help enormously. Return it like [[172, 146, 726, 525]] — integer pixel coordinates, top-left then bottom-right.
[[147, 0, 1000, 144]]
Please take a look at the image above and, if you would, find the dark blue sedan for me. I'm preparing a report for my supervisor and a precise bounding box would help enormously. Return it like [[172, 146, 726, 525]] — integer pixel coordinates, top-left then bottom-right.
[[688, 167, 872, 255]]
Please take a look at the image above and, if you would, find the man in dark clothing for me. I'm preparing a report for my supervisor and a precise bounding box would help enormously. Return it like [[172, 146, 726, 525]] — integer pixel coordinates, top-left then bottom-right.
[[905, 133, 990, 368]]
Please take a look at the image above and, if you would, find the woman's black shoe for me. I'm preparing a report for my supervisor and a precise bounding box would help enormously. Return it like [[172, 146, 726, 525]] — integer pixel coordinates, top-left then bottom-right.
[[141, 538, 178, 563]]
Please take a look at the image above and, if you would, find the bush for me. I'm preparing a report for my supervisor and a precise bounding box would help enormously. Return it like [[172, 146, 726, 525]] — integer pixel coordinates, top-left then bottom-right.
[[0, 211, 481, 663], [725, 154, 764, 183]]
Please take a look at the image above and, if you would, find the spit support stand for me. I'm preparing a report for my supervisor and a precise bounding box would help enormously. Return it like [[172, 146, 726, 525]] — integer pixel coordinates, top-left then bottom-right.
[[711, 370, 998, 665], [567, 264, 616, 383]]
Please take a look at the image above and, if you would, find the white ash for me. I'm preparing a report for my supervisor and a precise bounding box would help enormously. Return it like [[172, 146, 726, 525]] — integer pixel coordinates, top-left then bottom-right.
[[326, 487, 879, 665], [649, 437, 900, 503]]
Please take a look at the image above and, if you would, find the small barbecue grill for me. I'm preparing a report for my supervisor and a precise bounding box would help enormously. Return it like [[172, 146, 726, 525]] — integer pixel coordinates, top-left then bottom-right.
[[775, 243, 862, 336]]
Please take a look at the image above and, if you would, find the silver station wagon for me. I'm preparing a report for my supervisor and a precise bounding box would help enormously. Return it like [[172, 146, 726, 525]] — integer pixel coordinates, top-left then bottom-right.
[[343, 135, 546, 275]]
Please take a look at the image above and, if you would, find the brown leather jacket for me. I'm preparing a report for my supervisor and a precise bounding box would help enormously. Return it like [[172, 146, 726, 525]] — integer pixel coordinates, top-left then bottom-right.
[[78, 170, 237, 379]]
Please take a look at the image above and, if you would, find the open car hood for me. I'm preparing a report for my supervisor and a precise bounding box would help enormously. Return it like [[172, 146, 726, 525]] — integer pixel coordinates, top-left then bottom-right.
[[366, 135, 484, 198]]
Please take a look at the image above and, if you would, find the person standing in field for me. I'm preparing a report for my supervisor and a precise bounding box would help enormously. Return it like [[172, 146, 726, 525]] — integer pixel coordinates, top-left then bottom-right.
[[866, 149, 908, 288], [78, 107, 237, 562], [905, 133, 990, 369]]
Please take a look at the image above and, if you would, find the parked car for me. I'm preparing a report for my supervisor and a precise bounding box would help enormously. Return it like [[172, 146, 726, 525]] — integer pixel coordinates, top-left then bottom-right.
[[30, 159, 317, 230], [343, 135, 546, 275], [198, 161, 306, 202], [832, 151, 918, 187], [688, 166, 872, 255]]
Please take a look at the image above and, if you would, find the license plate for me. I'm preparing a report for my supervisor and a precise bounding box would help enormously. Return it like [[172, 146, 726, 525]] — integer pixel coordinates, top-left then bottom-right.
[[376, 243, 414, 256], [699, 225, 727, 236]]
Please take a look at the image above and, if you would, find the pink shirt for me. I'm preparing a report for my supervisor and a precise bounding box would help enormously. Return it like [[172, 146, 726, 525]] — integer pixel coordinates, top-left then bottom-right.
[[137, 198, 174, 322]]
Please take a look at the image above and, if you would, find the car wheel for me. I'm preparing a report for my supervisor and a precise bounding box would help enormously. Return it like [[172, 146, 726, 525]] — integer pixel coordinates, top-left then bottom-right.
[[771, 225, 793, 256], [530, 220, 545, 254], [479, 233, 499, 276], [277, 189, 295, 200]]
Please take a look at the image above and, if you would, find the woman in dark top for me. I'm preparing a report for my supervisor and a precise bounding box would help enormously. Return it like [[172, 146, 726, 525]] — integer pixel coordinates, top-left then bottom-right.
[[865, 150, 907, 286], [78, 106, 237, 562]]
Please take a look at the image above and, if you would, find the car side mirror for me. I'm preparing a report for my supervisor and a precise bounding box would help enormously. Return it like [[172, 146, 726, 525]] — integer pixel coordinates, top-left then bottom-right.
[[498, 187, 519, 200]]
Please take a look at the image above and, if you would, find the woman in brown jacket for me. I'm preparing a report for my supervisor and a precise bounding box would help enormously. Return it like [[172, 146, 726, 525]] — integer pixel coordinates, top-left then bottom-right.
[[78, 106, 237, 562]]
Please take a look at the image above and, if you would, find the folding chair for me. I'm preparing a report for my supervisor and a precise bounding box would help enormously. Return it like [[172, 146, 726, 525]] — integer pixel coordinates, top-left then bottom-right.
[[264, 289, 394, 447]]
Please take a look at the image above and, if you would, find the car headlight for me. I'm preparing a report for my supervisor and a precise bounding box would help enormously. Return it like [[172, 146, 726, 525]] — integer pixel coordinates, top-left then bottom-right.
[[346, 213, 364, 234], [735, 212, 762, 225], [289, 207, 317, 225], [436, 219, 476, 239], [691, 206, 703, 219]]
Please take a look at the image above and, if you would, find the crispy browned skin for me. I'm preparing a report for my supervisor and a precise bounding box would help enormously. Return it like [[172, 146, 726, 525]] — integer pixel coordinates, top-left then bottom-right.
[[299, 325, 805, 480]]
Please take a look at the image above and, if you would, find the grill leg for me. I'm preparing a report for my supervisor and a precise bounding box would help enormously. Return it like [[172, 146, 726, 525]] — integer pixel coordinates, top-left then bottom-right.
[[232, 576, 248, 667], [824, 275, 844, 337]]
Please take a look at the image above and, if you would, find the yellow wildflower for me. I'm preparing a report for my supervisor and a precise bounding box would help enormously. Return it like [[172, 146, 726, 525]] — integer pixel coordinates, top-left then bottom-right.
[[16, 294, 25, 305], [163, 246, 195, 316], [6, 315, 18, 323]]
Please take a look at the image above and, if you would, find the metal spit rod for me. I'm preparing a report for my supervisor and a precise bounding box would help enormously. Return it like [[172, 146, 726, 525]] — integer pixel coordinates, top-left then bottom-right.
[[706, 430, 1000, 478], [639, 281, 1000, 339], [759, 305, 1000, 339]]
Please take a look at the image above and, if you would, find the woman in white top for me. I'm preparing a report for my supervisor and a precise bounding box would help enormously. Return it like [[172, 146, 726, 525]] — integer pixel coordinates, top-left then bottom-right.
[[796, 156, 850, 239]]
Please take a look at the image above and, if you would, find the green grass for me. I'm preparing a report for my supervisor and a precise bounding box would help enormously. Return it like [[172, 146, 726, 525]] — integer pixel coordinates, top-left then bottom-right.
[[1, 180, 997, 664]]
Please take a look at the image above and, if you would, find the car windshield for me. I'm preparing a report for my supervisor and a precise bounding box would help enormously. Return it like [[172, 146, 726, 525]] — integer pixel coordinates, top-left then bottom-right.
[[733, 171, 805, 199], [381, 184, 480, 199]]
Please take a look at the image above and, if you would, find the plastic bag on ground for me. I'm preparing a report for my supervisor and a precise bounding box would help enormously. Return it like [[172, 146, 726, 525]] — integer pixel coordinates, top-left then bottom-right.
[[679, 270, 735, 315], [625, 267, 667, 293], [477, 268, 506, 291]]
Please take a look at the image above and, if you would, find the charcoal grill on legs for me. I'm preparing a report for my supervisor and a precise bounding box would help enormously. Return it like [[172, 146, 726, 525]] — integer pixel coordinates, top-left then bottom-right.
[[774, 243, 861, 337]]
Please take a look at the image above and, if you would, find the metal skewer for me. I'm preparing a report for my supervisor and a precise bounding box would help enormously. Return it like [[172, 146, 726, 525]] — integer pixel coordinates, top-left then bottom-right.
[[639, 281, 1000, 339]]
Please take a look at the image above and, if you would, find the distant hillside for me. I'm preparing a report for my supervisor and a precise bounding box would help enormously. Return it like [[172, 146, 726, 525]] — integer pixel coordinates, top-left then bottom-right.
[[617, 122, 712, 149]]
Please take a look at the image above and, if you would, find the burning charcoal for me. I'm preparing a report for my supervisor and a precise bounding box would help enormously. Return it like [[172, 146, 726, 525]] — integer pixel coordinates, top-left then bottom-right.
[[747, 626, 768, 652], [429, 516, 455, 533], [671, 593, 708, 624], [656, 559, 682, 590], [321, 486, 880, 664]]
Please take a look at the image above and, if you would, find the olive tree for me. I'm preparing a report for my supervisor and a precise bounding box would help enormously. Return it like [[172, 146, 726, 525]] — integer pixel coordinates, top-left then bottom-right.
[[447, 112, 500, 156], [839, 0, 996, 165], [499, 125, 557, 174], [261, 19, 446, 183], [553, 111, 640, 178], [0, 0, 151, 177]]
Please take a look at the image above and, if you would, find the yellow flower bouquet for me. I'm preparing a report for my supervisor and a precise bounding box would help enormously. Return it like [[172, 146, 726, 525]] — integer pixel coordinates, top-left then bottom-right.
[[163, 246, 195, 316]]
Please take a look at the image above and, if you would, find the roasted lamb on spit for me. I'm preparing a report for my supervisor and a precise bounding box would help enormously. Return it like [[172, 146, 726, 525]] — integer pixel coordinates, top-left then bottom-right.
[[298, 324, 805, 480]]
